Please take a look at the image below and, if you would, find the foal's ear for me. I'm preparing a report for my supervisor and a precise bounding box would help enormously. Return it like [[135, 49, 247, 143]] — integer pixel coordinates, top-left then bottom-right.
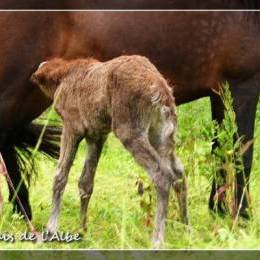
[[38, 61, 48, 69]]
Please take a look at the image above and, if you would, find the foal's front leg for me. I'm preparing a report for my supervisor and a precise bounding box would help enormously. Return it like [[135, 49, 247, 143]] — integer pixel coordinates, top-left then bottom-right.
[[78, 136, 107, 231], [47, 126, 80, 233]]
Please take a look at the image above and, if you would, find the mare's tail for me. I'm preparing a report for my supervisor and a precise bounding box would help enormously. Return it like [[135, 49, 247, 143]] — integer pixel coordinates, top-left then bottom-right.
[[0, 122, 61, 219]]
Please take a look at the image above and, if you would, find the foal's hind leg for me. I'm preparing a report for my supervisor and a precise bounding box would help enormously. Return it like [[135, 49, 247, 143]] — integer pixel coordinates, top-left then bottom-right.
[[47, 126, 81, 233], [171, 155, 188, 225], [152, 129, 188, 225], [115, 128, 172, 248], [78, 136, 107, 231]]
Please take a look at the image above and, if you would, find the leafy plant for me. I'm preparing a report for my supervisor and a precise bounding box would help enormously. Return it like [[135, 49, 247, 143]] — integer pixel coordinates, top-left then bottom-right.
[[210, 83, 251, 225]]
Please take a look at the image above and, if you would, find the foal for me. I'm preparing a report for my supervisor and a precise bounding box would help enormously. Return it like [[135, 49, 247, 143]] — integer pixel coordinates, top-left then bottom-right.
[[31, 55, 188, 247]]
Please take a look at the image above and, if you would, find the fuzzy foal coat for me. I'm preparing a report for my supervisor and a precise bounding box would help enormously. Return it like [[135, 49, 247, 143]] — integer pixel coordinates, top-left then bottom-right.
[[31, 55, 188, 248]]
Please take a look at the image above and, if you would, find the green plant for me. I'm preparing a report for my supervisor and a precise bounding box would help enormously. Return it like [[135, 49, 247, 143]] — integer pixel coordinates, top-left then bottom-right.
[[210, 83, 251, 227]]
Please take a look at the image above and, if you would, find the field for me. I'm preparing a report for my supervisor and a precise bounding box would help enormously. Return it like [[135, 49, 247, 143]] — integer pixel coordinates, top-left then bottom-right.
[[0, 95, 260, 249]]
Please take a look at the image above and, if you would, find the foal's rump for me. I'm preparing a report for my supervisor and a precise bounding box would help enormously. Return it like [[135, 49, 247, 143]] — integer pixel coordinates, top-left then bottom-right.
[[110, 56, 175, 121], [111, 78, 176, 146]]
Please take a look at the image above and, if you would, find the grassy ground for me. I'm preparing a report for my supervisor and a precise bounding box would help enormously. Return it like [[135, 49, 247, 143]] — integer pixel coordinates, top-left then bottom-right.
[[0, 97, 260, 249]]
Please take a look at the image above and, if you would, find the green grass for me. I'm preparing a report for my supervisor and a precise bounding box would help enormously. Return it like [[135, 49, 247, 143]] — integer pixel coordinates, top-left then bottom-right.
[[0, 97, 260, 249]]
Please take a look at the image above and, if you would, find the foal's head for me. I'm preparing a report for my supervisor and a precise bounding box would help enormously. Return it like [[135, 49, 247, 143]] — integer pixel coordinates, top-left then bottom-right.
[[31, 57, 98, 100]]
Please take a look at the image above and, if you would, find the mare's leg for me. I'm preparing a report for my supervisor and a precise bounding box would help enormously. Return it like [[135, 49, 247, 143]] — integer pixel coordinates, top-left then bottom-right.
[[1, 145, 32, 219], [208, 93, 227, 215], [47, 126, 81, 233], [115, 127, 172, 248], [78, 135, 107, 231], [231, 78, 259, 218], [209, 77, 260, 218]]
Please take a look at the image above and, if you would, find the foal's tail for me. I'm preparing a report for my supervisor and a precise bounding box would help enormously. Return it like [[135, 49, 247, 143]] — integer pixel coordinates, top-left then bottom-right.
[[0, 122, 61, 219]]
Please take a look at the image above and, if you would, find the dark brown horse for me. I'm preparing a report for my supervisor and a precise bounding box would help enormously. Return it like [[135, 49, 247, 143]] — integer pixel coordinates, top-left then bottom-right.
[[1, 1, 260, 220]]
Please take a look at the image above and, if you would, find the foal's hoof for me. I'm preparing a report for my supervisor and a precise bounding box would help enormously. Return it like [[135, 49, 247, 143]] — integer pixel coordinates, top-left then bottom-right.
[[41, 229, 57, 242], [152, 240, 164, 250], [35, 232, 44, 244], [46, 219, 58, 235], [44, 226, 57, 241], [152, 236, 164, 249], [78, 226, 87, 237]]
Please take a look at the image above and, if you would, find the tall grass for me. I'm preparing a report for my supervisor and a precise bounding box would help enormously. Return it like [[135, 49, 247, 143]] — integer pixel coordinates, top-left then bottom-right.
[[209, 84, 251, 230]]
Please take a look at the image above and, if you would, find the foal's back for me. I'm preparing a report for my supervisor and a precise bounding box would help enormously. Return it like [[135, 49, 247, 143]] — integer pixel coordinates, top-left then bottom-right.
[[67, 55, 175, 136]]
